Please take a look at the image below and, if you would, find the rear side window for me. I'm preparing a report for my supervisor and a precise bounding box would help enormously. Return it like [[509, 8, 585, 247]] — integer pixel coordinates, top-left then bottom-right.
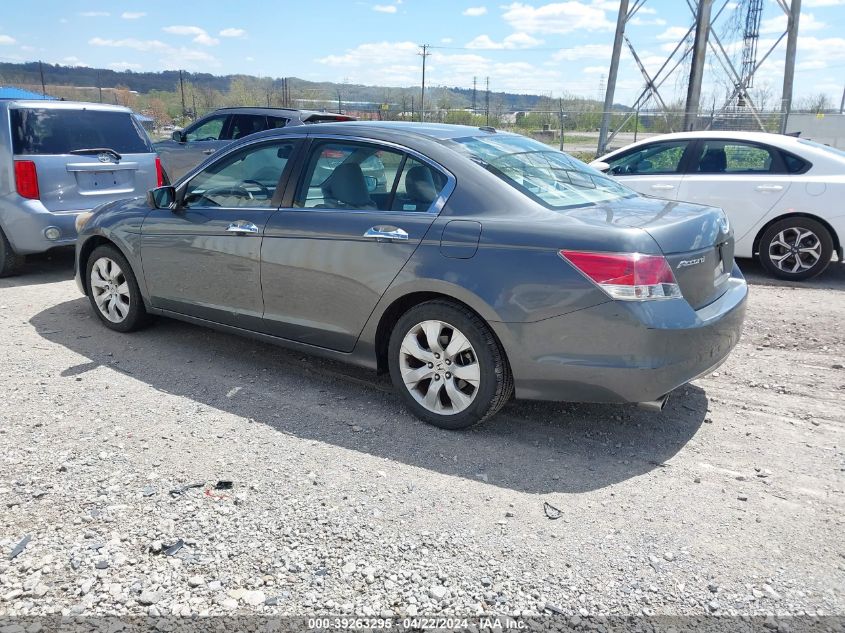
[[693, 140, 776, 173], [781, 151, 810, 174], [11, 108, 152, 155]]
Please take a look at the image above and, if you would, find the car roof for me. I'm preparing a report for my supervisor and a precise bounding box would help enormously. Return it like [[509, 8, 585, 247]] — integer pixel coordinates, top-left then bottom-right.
[[245, 120, 503, 142], [603, 130, 806, 155], [0, 99, 133, 113], [207, 106, 352, 118]]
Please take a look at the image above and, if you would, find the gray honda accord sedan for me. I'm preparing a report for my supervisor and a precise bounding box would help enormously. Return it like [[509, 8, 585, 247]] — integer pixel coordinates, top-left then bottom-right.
[[74, 122, 747, 429]]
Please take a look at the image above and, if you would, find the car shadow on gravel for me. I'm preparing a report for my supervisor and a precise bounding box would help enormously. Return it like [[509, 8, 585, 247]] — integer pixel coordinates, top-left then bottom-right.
[[0, 248, 75, 288], [31, 296, 708, 495], [737, 257, 845, 290]]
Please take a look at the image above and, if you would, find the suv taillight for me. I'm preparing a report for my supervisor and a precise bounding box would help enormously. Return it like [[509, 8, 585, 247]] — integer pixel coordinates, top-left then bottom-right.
[[560, 250, 682, 300], [155, 156, 164, 187], [14, 160, 40, 200]]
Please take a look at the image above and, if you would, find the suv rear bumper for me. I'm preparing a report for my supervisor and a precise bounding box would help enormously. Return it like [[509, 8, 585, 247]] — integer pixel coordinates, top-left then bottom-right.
[[493, 264, 748, 403], [0, 198, 80, 254]]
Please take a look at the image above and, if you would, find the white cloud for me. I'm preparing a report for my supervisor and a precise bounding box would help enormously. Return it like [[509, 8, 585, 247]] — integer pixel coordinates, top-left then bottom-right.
[[582, 65, 608, 74], [62, 56, 87, 66], [441, 37, 453, 43], [88, 37, 219, 69], [761, 13, 825, 34], [121, 12, 146, 19], [629, 16, 666, 26], [109, 61, 142, 70], [465, 32, 543, 49], [373, 4, 397, 12], [219, 28, 246, 37], [0, 34, 15, 45], [656, 25, 691, 41], [463, 6, 487, 16], [501, 2, 614, 34], [162, 25, 219, 46], [802, 0, 845, 5], [551, 43, 612, 61], [79, 11, 109, 17]]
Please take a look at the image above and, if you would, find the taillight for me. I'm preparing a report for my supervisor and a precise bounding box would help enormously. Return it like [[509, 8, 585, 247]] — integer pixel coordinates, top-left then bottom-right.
[[155, 156, 164, 187], [14, 160, 40, 200], [560, 250, 682, 300]]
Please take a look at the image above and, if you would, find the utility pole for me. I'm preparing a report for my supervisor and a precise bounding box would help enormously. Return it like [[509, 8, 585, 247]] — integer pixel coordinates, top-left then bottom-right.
[[472, 76, 477, 113], [684, 0, 713, 131], [178, 69, 186, 118], [337, 89, 342, 114], [485, 76, 490, 126], [418, 44, 430, 122], [597, 0, 628, 155], [558, 98, 564, 151], [840, 81, 845, 114], [97, 70, 102, 103], [780, 0, 801, 133], [38, 60, 46, 96]]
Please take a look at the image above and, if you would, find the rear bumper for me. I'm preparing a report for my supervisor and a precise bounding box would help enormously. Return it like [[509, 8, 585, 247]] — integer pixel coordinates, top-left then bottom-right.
[[494, 264, 748, 403], [0, 198, 80, 254]]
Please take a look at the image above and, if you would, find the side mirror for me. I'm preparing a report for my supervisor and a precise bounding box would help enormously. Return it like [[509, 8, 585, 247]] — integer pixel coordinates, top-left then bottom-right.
[[590, 160, 610, 173], [364, 175, 378, 193], [147, 185, 176, 209], [171, 130, 185, 143]]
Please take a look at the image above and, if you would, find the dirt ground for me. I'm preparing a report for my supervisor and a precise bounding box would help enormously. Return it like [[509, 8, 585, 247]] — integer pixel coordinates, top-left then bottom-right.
[[0, 249, 843, 623]]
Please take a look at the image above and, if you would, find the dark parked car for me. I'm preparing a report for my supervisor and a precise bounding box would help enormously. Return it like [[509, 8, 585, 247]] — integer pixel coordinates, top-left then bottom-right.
[[155, 107, 355, 182], [0, 100, 161, 276], [75, 122, 747, 429]]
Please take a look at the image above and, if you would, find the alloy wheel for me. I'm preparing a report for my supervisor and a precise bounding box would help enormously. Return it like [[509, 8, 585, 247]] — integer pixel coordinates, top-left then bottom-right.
[[399, 319, 480, 415], [768, 227, 822, 274], [90, 257, 131, 323]]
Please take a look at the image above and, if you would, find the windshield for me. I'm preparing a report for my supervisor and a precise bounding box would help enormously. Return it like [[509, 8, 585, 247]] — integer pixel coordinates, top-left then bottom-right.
[[449, 134, 635, 209]]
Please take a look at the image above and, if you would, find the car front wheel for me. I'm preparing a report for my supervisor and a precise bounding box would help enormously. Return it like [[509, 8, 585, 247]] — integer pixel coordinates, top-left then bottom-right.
[[758, 217, 833, 281], [86, 245, 149, 332], [388, 300, 513, 430]]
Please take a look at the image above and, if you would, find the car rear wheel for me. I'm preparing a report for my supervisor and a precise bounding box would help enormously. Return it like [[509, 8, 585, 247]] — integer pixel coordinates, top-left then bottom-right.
[[388, 300, 513, 430], [758, 217, 833, 281], [86, 245, 149, 332], [0, 227, 25, 277]]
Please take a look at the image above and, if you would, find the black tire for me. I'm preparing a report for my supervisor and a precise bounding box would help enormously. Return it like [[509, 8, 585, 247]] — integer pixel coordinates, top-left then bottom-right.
[[388, 300, 513, 430], [758, 217, 833, 281], [0, 227, 25, 278], [85, 244, 150, 332]]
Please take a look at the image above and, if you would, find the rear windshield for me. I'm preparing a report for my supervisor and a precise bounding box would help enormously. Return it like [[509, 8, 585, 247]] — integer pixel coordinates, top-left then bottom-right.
[[11, 108, 153, 155], [449, 134, 635, 209]]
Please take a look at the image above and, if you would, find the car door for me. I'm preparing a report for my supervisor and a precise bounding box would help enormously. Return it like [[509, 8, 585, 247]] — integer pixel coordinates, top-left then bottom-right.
[[141, 138, 301, 329], [676, 139, 792, 243], [604, 140, 692, 199], [261, 138, 450, 352], [157, 114, 231, 182]]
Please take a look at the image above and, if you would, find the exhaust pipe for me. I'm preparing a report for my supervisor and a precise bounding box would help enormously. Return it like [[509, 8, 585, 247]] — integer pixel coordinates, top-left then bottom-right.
[[637, 393, 670, 412]]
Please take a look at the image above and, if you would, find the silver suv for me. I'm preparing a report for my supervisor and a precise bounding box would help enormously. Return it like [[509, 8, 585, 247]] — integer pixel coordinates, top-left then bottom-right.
[[0, 100, 161, 276], [155, 107, 355, 182]]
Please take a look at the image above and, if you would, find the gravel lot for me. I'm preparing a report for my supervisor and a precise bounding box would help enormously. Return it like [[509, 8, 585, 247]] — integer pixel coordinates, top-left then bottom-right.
[[1, 250, 843, 625]]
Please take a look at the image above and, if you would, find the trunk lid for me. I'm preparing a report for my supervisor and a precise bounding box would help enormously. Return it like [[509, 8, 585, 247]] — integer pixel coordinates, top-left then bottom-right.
[[10, 106, 157, 212], [560, 197, 734, 310]]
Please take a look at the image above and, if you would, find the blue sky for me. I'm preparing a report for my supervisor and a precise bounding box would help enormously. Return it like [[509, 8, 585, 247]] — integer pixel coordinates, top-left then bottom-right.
[[1, 1, 843, 107]]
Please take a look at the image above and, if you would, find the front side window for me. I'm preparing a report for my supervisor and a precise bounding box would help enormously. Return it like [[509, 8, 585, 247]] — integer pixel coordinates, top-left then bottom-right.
[[693, 140, 776, 174], [296, 141, 444, 212], [185, 116, 227, 142], [606, 141, 688, 175], [183, 141, 295, 208], [450, 134, 634, 210]]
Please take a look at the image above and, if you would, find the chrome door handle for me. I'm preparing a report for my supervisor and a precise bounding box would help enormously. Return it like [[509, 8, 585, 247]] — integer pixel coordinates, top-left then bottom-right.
[[203, 149, 216, 155], [755, 184, 783, 192], [363, 226, 409, 241], [650, 184, 675, 190], [226, 221, 259, 234]]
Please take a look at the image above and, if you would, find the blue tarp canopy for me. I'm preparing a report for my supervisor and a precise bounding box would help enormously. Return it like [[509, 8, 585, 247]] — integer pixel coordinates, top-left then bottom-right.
[[0, 86, 56, 100]]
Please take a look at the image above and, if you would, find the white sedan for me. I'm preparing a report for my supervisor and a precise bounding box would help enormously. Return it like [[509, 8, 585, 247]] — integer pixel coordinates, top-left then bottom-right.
[[591, 131, 845, 280]]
